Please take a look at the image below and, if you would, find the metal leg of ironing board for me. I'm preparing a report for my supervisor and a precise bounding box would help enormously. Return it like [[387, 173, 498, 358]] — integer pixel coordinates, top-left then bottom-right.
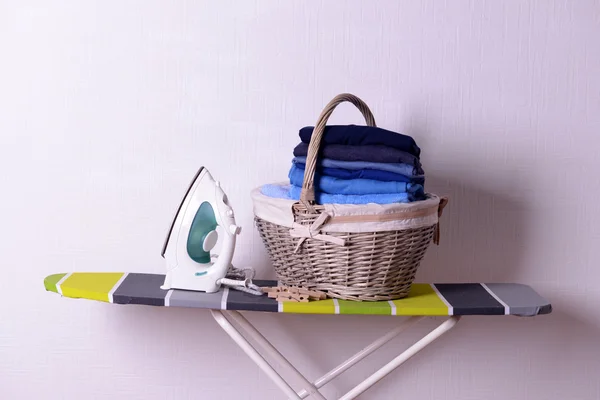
[[224, 312, 428, 400], [212, 309, 460, 400], [339, 316, 461, 400], [222, 310, 327, 400], [210, 309, 303, 400], [296, 316, 425, 399]]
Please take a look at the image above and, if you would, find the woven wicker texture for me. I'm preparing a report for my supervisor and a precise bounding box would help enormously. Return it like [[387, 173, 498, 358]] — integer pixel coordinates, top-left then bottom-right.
[[256, 93, 445, 301]]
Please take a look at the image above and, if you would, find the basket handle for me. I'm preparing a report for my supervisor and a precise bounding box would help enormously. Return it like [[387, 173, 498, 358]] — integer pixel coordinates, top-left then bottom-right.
[[300, 93, 377, 207]]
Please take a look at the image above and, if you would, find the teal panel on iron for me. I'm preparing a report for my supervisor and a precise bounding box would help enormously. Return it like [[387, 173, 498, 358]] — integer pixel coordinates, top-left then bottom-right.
[[187, 201, 217, 264]]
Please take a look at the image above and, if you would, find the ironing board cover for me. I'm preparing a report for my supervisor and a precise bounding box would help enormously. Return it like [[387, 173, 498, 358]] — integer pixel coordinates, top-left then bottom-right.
[[44, 273, 551, 317]]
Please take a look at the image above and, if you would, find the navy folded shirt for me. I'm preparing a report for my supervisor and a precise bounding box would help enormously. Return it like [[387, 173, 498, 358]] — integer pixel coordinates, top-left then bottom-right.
[[299, 125, 421, 158]]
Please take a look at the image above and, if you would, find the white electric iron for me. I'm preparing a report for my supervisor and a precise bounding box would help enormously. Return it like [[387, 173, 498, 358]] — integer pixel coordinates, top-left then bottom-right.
[[161, 167, 246, 293]]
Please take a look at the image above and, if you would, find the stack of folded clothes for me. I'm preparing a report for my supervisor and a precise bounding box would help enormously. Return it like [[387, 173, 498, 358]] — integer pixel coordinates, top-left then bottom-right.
[[261, 125, 426, 205]]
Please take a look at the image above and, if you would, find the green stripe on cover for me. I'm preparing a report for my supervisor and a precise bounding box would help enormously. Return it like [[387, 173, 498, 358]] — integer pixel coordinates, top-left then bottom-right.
[[44, 273, 67, 294], [282, 284, 449, 315]]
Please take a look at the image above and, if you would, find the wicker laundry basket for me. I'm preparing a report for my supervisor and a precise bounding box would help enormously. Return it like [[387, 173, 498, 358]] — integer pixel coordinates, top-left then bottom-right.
[[253, 93, 448, 301]]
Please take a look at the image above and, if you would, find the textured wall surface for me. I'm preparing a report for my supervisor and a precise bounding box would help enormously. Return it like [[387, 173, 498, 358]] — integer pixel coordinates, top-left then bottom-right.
[[1, 1, 599, 399]]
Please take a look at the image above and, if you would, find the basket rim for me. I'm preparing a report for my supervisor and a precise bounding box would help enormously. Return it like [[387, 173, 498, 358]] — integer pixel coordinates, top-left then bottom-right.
[[252, 184, 444, 233]]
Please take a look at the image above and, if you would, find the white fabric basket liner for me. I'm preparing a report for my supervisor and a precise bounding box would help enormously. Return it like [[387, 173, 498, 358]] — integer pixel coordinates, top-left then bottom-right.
[[251, 184, 441, 233]]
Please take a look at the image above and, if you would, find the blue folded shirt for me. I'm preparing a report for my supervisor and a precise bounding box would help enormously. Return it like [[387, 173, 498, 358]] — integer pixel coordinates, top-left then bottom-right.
[[299, 125, 421, 157], [293, 142, 423, 173], [260, 183, 418, 205], [293, 156, 420, 177], [293, 162, 425, 185], [288, 164, 424, 196]]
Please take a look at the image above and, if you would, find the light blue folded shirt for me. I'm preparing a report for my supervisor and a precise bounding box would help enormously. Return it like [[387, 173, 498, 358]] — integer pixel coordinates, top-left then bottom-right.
[[288, 164, 422, 195], [293, 157, 418, 177], [260, 183, 416, 205]]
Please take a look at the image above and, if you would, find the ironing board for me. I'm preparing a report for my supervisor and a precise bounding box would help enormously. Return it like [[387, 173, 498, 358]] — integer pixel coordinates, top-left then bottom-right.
[[44, 272, 552, 400]]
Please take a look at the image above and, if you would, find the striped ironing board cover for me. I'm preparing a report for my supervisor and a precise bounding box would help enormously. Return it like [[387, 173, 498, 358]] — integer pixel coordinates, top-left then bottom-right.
[[43, 273, 552, 317]]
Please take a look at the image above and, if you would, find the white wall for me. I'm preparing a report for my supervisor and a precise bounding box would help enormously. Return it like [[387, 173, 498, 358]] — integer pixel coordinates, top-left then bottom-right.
[[2, 1, 599, 399]]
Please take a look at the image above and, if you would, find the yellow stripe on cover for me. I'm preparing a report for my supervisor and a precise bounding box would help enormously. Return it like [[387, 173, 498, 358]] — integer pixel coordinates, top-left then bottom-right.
[[391, 284, 450, 316], [337, 299, 392, 315], [282, 299, 337, 314], [59, 273, 125, 303]]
